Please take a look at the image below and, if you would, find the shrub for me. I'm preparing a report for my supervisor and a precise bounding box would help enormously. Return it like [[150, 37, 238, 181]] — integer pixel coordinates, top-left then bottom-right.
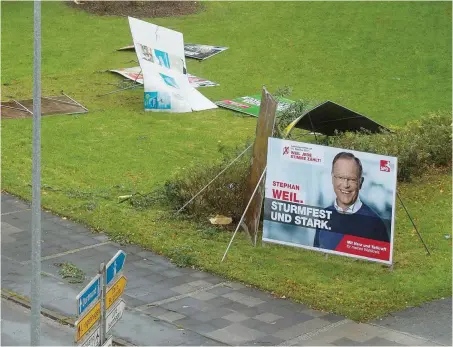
[[127, 111, 451, 224], [327, 113, 451, 181]]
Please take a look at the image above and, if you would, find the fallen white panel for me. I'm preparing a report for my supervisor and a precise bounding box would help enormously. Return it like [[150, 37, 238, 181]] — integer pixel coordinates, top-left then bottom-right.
[[109, 67, 219, 88], [128, 17, 217, 113]]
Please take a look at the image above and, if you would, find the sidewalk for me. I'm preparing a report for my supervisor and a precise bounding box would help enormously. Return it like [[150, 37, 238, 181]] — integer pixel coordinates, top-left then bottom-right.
[[1, 297, 74, 346], [1, 192, 451, 346]]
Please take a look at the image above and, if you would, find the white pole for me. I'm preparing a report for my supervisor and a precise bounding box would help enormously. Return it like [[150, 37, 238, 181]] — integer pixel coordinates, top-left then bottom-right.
[[31, 0, 42, 345]]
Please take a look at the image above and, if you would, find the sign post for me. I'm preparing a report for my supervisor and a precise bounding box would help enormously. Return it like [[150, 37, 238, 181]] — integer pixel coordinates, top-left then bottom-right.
[[75, 251, 127, 346]]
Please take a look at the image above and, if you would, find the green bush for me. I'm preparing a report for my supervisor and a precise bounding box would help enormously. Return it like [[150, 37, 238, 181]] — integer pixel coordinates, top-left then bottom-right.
[[128, 112, 451, 223], [327, 113, 451, 181]]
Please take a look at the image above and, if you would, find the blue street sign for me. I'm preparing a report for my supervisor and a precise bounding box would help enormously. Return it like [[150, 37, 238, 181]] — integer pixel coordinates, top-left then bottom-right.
[[76, 274, 101, 316], [106, 250, 126, 286]]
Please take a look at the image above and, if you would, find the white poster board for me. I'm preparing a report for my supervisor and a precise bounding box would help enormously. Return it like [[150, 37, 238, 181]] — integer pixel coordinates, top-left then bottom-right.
[[128, 17, 217, 113], [263, 138, 397, 265]]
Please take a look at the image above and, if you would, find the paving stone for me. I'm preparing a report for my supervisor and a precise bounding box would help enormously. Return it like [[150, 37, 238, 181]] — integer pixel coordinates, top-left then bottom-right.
[[362, 336, 405, 346], [223, 282, 246, 290], [225, 301, 259, 314], [222, 312, 250, 323], [156, 311, 186, 322], [206, 285, 234, 296], [273, 318, 331, 340], [160, 275, 198, 287], [126, 266, 156, 278], [252, 334, 286, 346], [92, 234, 110, 242], [191, 308, 234, 323], [238, 287, 274, 301], [165, 297, 213, 312], [172, 283, 198, 294], [299, 308, 329, 318], [208, 318, 232, 329], [142, 272, 167, 284], [254, 312, 283, 323], [256, 301, 304, 317], [130, 259, 155, 269], [322, 313, 345, 323], [240, 318, 283, 334], [140, 305, 169, 316], [206, 323, 266, 344], [126, 277, 157, 290], [204, 296, 236, 308], [121, 295, 146, 308], [161, 269, 184, 278], [126, 286, 154, 297], [188, 279, 212, 288], [131, 290, 177, 304], [76, 237, 103, 246], [331, 337, 363, 346], [189, 291, 217, 301], [190, 272, 210, 279], [222, 291, 264, 307], [172, 317, 218, 334], [136, 250, 157, 259]]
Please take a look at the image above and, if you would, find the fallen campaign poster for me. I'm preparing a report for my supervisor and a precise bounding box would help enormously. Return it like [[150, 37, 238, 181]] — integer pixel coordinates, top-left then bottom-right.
[[128, 17, 217, 112], [109, 67, 219, 88], [216, 95, 294, 117], [262, 138, 397, 264], [184, 44, 228, 60]]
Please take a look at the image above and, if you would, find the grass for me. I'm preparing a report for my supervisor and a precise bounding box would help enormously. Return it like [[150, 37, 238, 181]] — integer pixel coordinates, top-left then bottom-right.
[[55, 262, 86, 284], [1, 1, 451, 321]]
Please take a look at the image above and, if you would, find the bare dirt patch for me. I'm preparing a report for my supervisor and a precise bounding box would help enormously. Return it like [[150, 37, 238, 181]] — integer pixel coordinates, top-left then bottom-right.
[[66, 1, 202, 18]]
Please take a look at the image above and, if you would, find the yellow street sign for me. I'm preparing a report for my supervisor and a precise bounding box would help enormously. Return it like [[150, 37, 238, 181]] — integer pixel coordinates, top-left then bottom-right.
[[106, 275, 127, 310], [75, 302, 101, 342]]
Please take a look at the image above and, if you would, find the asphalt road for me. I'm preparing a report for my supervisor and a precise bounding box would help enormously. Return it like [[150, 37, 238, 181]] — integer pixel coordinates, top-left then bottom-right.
[[1, 298, 74, 346]]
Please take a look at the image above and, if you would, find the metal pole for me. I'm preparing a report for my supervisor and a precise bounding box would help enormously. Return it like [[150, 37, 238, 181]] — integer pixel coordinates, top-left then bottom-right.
[[31, 0, 41, 345], [99, 262, 106, 345], [221, 167, 267, 262], [397, 193, 431, 255]]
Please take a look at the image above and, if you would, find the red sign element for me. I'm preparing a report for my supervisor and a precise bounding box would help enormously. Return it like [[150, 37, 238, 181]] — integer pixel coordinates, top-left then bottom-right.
[[335, 235, 390, 261], [283, 146, 290, 155], [223, 100, 250, 109], [380, 160, 391, 172]]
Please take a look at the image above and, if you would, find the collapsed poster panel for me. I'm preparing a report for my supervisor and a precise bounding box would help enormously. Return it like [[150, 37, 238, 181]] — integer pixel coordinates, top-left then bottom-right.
[[263, 138, 397, 264], [141, 60, 216, 112], [216, 95, 294, 117], [129, 16, 187, 75], [109, 67, 219, 88], [118, 43, 228, 60], [184, 44, 228, 60], [128, 17, 217, 112]]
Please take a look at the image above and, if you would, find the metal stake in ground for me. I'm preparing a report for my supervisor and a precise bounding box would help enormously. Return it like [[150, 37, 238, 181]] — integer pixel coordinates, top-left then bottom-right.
[[397, 192, 431, 255], [31, 0, 42, 345], [221, 168, 267, 262]]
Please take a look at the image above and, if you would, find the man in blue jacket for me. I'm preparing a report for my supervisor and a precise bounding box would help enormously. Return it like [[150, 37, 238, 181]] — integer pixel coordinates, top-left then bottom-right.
[[313, 152, 389, 250]]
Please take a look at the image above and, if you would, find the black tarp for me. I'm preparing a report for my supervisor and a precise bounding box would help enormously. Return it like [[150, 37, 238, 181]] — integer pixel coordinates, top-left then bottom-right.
[[288, 100, 389, 136]]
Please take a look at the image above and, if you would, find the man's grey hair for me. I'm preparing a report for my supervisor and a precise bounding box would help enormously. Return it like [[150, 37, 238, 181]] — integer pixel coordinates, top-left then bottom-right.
[[331, 152, 363, 178]]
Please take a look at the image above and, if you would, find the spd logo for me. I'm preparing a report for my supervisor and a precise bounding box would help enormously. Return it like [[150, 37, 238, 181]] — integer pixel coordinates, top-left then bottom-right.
[[380, 160, 391, 172]]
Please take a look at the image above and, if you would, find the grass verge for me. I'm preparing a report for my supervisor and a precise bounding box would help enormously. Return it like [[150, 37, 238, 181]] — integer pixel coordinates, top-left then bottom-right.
[[1, 1, 451, 321]]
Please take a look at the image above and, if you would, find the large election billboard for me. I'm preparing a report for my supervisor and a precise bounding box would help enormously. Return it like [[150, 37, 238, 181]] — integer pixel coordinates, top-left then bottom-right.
[[263, 138, 397, 264]]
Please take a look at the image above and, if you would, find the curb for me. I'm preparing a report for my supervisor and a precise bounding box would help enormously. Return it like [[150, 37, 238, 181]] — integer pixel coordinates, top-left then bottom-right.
[[1, 289, 133, 346]]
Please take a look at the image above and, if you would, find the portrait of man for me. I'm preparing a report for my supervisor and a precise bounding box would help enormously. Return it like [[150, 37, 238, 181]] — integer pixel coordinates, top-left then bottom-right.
[[313, 152, 390, 250]]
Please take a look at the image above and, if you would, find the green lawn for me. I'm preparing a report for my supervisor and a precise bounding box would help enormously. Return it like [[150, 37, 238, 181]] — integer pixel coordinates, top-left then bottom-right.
[[1, 1, 451, 321]]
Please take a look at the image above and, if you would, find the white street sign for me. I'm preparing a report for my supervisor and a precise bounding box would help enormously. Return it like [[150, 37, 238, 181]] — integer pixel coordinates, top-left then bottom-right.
[[80, 326, 100, 347], [106, 299, 126, 334]]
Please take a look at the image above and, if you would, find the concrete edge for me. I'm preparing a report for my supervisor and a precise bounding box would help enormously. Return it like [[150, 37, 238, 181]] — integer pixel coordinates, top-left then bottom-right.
[[1, 289, 133, 346]]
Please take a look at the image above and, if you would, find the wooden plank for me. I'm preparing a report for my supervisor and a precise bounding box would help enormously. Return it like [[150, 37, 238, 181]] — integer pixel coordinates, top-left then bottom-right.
[[241, 87, 278, 244]]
